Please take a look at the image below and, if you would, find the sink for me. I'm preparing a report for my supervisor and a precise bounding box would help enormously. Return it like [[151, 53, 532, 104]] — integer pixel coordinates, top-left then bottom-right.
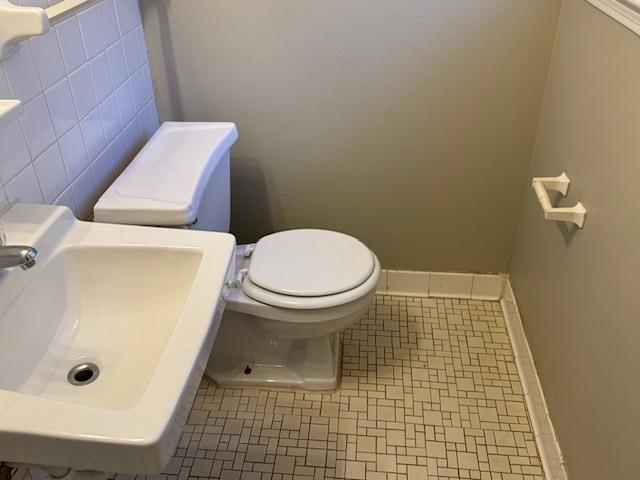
[[0, 204, 235, 474], [1, 245, 203, 409]]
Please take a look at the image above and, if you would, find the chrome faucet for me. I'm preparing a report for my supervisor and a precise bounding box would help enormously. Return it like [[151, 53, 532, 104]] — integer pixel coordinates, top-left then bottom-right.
[[0, 224, 37, 270]]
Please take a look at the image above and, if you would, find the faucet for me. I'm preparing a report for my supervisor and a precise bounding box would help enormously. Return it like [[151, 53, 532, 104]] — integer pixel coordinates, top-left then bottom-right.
[[0, 224, 37, 270]]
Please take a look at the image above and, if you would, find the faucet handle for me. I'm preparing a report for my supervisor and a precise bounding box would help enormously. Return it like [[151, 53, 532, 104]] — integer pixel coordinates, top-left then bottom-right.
[[0, 223, 5, 246]]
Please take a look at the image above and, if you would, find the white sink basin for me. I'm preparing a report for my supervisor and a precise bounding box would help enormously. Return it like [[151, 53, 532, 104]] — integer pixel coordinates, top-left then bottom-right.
[[0, 204, 235, 474]]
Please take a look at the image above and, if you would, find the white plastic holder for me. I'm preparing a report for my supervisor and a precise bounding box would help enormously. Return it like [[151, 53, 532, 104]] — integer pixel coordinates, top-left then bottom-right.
[[532, 172, 586, 229], [0, 0, 49, 60]]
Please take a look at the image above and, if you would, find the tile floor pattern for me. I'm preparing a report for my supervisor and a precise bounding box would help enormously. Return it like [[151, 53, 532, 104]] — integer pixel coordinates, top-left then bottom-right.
[[124, 295, 545, 480]]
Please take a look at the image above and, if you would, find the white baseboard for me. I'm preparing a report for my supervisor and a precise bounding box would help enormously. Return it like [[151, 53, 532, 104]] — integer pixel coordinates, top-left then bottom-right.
[[500, 280, 569, 480], [376, 269, 506, 300], [376, 269, 568, 479]]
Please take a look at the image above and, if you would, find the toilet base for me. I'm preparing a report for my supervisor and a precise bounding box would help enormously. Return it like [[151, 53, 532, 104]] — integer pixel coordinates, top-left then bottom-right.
[[205, 310, 342, 390]]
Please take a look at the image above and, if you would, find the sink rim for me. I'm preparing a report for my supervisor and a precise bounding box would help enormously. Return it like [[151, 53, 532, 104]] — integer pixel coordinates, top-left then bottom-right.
[[2, 241, 207, 410], [0, 204, 235, 473]]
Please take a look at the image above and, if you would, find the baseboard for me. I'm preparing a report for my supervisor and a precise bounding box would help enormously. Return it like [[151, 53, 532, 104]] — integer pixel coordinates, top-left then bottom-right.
[[500, 280, 569, 480], [376, 269, 506, 300]]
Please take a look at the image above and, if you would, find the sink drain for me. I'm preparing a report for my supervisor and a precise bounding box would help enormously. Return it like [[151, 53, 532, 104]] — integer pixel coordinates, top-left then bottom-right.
[[68, 363, 99, 386]]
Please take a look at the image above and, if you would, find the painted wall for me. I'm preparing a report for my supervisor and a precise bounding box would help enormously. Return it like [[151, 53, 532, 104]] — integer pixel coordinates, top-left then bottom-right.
[[510, 0, 640, 478], [140, 0, 561, 272], [0, 0, 159, 219]]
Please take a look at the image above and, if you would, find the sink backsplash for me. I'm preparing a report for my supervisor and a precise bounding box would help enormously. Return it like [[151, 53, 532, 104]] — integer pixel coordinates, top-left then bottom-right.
[[0, 0, 159, 220]]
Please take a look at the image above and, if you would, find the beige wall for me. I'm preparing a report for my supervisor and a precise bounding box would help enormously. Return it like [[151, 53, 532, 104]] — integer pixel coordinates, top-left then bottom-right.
[[510, 0, 640, 478], [140, 0, 560, 272]]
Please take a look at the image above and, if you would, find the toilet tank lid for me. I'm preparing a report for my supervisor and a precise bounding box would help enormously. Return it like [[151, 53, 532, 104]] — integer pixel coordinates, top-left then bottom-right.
[[93, 122, 238, 226]]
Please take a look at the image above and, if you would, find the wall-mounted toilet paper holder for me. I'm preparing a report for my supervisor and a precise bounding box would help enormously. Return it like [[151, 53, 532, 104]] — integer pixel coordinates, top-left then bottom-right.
[[531, 172, 586, 229]]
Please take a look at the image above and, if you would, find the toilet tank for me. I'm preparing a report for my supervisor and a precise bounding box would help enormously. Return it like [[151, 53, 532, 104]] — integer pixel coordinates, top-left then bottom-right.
[[94, 122, 238, 232]]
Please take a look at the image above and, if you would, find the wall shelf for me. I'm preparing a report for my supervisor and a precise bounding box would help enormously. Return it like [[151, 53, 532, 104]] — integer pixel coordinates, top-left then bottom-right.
[[0, 100, 22, 128], [0, 0, 48, 60], [0, 0, 98, 126]]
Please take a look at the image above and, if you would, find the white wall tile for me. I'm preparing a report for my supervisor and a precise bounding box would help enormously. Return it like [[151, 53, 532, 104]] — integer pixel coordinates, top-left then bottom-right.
[[130, 67, 148, 110], [3, 43, 42, 102], [68, 64, 97, 118], [4, 165, 44, 204], [387, 270, 430, 296], [122, 117, 143, 154], [58, 125, 89, 181], [137, 101, 159, 141], [97, 0, 120, 47], [107, 131, 129, 173], [91, 148, 115, 195], [122, 30, 142, 74], [78, 5, 104, 60], [71, 167, 97, 219], [142, 63, 154, 97], [135, 27, 149, 64], [33, 143, 67, 203], [430, 272, 473, 298], [30, 27, 66, 90], [57, 16, 87, 73], [19, 94, 56, 158], [114, 80, 135, 125], [0, 0, 159, 219], [54, 186, 78, 216], [106, 42, 128, 88], [114, 0, 142, 35], [89, 53, 113, 102], [80, 108, 106, 160], [44, 78, 78, 137], [99, 94, 121, 143], [0, 120, 31, 184]]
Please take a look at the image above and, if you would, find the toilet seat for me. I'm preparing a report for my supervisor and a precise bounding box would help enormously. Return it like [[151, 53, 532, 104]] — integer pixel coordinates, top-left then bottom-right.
[[241, 256, 381, 310], [240, 230, 380, 310]]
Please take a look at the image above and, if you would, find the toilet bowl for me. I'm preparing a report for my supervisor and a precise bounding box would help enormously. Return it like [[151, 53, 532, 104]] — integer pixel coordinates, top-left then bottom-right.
[[209, 236, 380, 389], [93, 122, 380, 389]]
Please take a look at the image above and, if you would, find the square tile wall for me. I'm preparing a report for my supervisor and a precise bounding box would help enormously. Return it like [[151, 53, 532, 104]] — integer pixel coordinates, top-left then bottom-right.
[[0, 0, 160, 219]]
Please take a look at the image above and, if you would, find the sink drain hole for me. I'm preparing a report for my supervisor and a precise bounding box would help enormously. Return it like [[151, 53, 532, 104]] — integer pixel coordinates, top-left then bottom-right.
[[68, 363, 99, 386]]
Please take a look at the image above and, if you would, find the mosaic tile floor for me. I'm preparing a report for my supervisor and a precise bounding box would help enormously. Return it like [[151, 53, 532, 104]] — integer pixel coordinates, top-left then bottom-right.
[[127, 295, 545, 480]]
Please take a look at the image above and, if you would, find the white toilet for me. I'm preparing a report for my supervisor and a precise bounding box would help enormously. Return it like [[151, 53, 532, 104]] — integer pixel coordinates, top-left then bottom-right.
[[94, 122, 380, 390]]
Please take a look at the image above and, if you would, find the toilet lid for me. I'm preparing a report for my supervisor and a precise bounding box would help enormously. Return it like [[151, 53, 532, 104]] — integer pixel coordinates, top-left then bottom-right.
[[247, 229, 375, 297]]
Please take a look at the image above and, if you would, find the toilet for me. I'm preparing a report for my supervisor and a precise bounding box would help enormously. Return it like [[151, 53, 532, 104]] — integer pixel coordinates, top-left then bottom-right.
[[94, 122, 380, 390]]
